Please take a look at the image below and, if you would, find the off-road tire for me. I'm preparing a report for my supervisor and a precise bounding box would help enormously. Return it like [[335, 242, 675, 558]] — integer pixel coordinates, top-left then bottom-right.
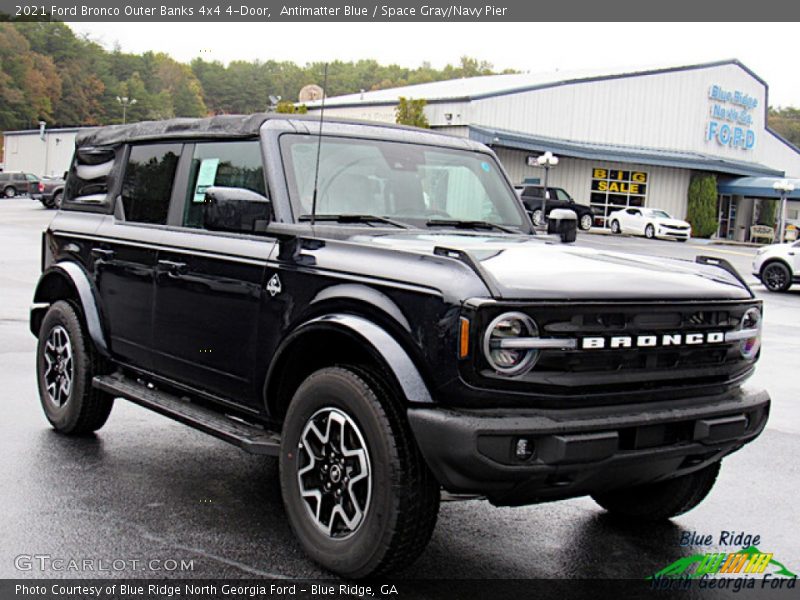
[[279, 366, 440, 578], [591, 461, 721, 521], [36, 300, 114, 434], [761, 260, 792, 292]]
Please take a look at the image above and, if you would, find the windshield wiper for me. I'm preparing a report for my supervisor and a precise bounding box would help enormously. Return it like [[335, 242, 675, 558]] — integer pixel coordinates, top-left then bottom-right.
[[425, 219, 515, 233], [299, 214, 409, 229]]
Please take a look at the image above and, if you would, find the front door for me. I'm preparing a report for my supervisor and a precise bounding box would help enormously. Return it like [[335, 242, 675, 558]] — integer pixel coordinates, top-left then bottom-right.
[[151, 140, 275, 406]]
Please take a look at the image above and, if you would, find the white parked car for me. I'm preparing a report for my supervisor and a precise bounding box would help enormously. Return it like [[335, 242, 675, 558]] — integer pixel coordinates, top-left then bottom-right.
[[753, 241, 800, 292], [608, 207, 692, 241]]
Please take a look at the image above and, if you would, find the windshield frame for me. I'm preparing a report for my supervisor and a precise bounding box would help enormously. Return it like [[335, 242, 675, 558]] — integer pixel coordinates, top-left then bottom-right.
[[277, 132, 533, 233]]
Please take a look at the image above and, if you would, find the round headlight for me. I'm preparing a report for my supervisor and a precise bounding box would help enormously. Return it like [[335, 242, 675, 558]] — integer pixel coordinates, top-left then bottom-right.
[[739, 307, 762, 360], [483, 312, 539, 376]]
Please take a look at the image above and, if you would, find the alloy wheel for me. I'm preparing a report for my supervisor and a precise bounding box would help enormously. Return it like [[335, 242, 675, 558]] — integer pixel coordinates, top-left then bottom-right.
[[43, 325, 73, 407], [580, 214, 593, 230], [296, 407, 372, 539], [763, 264, 789, 291]]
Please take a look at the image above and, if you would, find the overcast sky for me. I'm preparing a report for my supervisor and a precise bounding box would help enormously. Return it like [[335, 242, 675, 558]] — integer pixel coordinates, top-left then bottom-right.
[[69, 22, 800, 107]]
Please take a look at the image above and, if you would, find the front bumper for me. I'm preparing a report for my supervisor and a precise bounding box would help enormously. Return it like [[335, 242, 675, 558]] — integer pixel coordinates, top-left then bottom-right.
[[657, 228, 691, 239], [408, 385, 769, 506]]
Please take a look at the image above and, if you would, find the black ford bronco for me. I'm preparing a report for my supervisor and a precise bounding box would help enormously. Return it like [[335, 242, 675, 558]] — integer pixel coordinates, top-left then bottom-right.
[[30, 114, 769, 577]]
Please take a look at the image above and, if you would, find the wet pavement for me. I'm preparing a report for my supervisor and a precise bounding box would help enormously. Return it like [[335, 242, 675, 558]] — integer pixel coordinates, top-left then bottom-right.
[[0, 198, 797, 584]]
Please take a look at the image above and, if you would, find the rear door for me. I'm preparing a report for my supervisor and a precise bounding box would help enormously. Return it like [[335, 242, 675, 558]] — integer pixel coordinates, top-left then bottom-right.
[[151, 140, 275, 407], [93, 143, 181, 370]]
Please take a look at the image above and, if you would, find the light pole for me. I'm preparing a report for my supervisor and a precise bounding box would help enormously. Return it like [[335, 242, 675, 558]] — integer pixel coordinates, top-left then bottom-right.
[[535, 151, 559, 229], [772, 179, 795, 244], [116, 96, 137, 124]]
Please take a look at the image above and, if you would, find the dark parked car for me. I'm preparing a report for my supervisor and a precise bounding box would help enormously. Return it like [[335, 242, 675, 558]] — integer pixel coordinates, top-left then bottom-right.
[[32, 175, 66, 209], [516, 184, 595, 230], [30, 114, 768, 578], [0, 171, 40, 198]]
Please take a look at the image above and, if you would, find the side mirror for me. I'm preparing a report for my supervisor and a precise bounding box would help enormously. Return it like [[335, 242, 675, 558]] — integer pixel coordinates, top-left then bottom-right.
[[203, 186, 271, 234], [547, 208, 577, 243]]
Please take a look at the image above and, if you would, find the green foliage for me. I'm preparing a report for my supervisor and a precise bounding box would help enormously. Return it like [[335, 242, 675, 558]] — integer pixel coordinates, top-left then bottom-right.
[[275, 101, 308, 114], [769, 106, 800, 146], [0, 23, 510, 129], [758, 199, 777, 227], [686, 172, 719, 238], [395, 97, 429, 128]]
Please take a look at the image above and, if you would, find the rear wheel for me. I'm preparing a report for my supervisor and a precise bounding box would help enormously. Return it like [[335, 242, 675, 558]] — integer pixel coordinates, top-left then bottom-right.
[[610, 220, 621, 234], [761, 261, 792, 292], [592, 461, 720, 521], [53, 191, 64, 209], [645, 224, 656, 239], [4, 186, 16, 198], [531, 209, 544, 227], [579, 214, 593, 231], [279, 366, 439, 578], [36, 300, 114, 434]]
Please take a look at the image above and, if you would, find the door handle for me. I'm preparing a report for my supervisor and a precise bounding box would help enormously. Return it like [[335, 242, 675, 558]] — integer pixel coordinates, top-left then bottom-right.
[[91, 248, 114, 260], [158, 259, 188, 275]]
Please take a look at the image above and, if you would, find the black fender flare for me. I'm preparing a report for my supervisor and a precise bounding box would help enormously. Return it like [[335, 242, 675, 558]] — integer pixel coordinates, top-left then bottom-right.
[[266, 313, 433, 409], [30, 262, 110, 357]]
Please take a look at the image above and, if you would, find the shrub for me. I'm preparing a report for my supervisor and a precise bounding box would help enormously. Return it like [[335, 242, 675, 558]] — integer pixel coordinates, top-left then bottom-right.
[[686, 172, 718, 238]]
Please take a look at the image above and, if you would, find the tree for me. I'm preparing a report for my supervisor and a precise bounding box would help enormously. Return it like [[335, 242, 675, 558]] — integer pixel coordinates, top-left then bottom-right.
[[686, 173, 719, 238], [768, 107, 800, 146], [758, 199, 777, 227], [395, 97, 429, 128]]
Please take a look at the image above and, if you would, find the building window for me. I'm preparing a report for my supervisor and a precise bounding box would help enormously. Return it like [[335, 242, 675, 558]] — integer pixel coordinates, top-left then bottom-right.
[[590, 167, 648, 228]]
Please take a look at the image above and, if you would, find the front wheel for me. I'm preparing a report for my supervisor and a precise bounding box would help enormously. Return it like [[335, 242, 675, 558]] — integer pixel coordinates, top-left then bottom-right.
[[36, 300, 114, 434], [761, 261, 792, 292], [645, 224, 656, 239], [279, 366, 440, 578], [592, 461, 720, 521]]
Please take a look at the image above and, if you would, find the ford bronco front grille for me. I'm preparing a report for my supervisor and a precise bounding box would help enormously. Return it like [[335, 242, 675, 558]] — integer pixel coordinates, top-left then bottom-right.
[[473, 300, 760, 402]]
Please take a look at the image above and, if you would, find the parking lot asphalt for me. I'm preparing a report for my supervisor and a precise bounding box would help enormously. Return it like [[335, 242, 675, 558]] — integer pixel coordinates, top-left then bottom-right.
[[0, 198, 797, 584]]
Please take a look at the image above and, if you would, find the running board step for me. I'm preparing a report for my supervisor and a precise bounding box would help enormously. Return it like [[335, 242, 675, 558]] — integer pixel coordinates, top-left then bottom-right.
[[93, 373, 280, 455]]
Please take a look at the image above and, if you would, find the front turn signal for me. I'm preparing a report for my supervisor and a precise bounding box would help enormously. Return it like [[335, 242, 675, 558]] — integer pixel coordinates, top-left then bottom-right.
[[459, 317, 470, 359]]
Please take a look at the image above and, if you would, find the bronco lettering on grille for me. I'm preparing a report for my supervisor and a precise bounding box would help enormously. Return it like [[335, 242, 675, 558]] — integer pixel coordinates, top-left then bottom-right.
[[581, 332, 725, 350]]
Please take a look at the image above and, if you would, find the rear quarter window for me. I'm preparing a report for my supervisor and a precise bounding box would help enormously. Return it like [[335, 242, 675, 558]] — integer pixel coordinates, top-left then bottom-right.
[[63, 145, 122, 212]]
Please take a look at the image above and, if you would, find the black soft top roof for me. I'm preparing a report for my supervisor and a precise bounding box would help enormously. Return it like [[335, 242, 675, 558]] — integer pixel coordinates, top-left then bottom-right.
[[74, 113, 464, 148], [75, 113, 271, 147]]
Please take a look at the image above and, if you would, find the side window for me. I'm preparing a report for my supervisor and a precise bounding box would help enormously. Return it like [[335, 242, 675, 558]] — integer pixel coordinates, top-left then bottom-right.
[[523, 187, 542, 197], [121, 143, 181, 225], [26, 174, 38, 181], [183, 141, 265, 228]]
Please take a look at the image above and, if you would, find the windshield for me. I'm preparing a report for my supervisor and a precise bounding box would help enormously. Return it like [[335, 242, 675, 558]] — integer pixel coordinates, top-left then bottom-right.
[[646, 209, 672, 219], [280, 134, 527, 229]]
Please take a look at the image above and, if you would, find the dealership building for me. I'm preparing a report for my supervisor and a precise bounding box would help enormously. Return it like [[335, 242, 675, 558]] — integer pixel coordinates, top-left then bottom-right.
[[307, 59, 800, 241], [4, 59, 800, 240]]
